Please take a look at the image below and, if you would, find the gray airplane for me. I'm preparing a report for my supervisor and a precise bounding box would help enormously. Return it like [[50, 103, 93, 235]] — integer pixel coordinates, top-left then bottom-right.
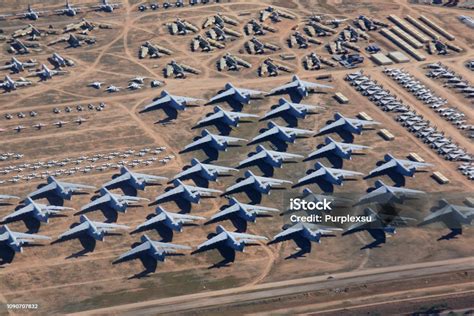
[[191, 225, 267, 264], [205, 197, 279, 232], [367, 154, 433, 178], [79, 187, 149, 215], [0, 75, 32, 91], [113, 234, 191, 272], [0, 57, 37, 73], [164, 60, 200, 79], [93, 0, 120, 12], [258, 58, 293, 77], [268, 223, 342, 256], [260, 98, 323, 122], [196, 106, 259, 127], [343, 207, 414, 248], [183, 129, 247, 153], [27, 64, 66, 81], [238, 145, 303, 168], [103, 166, 168, 192], [217, 53, 252, 71], [224, 170, 292, 195], [249, 121, 314, 145], [306, 136, 370, 161], [209, 83, 265, 105], [418, 199, 474, 237], [140, 91, 202, 113], [356, 180, 425, 206], [0, 225, 50, 253], [318, 113, 381, 137], [173, 158, 237, 182], [132, 206, 205, 239], [49, 53, 74, 68], [28, 176, 95, 200], [244, 19, 277, 36], [167, 18, 199, 35], [0, 194, 20, 203], [55, 215, 128, 247], [152, 179, 222, 205], [245, 37, 280, 54], [1, 197, 73, 228], [296, 162, 363, 187], [268, 75, 333, 100]]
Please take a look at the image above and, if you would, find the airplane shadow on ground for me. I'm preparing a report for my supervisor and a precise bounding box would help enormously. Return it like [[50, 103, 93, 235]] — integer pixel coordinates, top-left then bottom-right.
[[206, 95, 246, 112], [237, 156, 275, 177], [437, 228, 462, 241], [192, 122, 233, 136], [173, 165, 211, 188], [291, 169, 335, 193], [222, 178, 263, 204], [153, 107, 178, 124], [247, 130, 290, 152], [260, 109, 303, 128], [0, 245, 15, 266], [363, 160, 407, 187]]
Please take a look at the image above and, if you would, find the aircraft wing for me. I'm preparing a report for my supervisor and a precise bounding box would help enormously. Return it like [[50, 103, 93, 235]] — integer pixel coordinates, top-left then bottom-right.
[[250, 127, 278, 143], [190, 186, 222, 195], [209, 88, 236, 103], [11, 231, 50, 242], [115, 241, 150, 263], [208, 204, 240, 222], [183, 135, 212, 151], [58, 221, 90, 240], [135, 212, 167, 230], [304, 81, 333, 90], [238, 150, 267, 166], [271, 225, 303, 242], [368, 160, 398, 176], [132, 172, 167, 182], [216, 134, 247, 144], [175, 95, 202, 104], [297, 168, 326, 184], [348, 118, 380, 126], [197, 111, 224, 125], [225, 177, 256, 193], [238, 87, 265, 96], [274, 151, 304, 160], [2, 204, 34, 222], [94, 221, 129, 231], [62, 181, 95, 190], [207, 164, 237, 174], [154, 186, 185, 202], [343, 221, 371, 235], [28, 182, 58, 199], [318, 118, 345, 134], [140, 95, 172, 113], [308, 143, 336, 158], [269, 81, 298, 94], [103, 172, 132, 188], [173, 164, 202, 180], [80, 194, 111, 211], [357, 186, 389, 204], [0, 194, 20, 200], [194, 233, 227, 253], [231, 231, 267, 243], [419, 206, 455, 226], [259, 176, 292, 186], [262, 103, 291, 119], [342, 143, 371, 151], [390, 186, 426, 196], [334, 168, 364, 178]]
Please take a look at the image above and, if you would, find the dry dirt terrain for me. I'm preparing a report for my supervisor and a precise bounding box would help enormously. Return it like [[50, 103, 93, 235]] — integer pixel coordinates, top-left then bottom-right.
[[0, 0, 473, 314]]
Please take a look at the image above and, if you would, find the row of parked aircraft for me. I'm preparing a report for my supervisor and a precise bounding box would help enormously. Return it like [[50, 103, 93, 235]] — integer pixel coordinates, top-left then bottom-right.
[[346, 71, 473, 170], [0, 167, 472, 269], [0, 1, 120, 21]]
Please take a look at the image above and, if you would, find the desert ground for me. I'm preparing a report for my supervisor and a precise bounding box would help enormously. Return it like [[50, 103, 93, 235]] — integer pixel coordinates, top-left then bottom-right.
[[0, 0, 473, 314]]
